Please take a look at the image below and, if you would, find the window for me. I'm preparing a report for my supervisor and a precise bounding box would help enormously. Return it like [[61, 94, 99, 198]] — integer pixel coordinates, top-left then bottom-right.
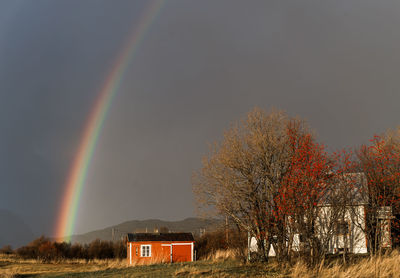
[[335, 221, 349, 235], [141, 245, 151, 257]]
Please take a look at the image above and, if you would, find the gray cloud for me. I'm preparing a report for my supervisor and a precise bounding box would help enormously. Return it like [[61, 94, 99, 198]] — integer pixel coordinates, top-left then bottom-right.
[[1, 0, 400, 236]]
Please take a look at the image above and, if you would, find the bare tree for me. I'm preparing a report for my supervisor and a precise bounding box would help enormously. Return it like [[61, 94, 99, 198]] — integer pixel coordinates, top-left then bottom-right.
[[193, 108, 310, 262]]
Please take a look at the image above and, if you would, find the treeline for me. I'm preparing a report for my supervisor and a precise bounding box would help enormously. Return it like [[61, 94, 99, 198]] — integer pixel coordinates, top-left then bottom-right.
[[194, 108, 400, 265], [1, 236, 126, 261], [195, 228, 247, 260]]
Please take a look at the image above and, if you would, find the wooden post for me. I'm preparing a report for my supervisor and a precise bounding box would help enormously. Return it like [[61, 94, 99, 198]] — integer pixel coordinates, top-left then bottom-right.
[[247, 230, 251, 262]]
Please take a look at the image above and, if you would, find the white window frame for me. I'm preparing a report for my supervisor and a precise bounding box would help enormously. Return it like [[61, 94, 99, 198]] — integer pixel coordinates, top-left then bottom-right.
[[140, 244, 151, 257]]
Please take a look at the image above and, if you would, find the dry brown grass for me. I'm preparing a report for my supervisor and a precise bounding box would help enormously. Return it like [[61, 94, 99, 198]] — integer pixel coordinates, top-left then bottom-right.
[[127, 252, 170, 266], [2, 251, 400, 277], [289, 250, 400, 278], [204, 248, 238, 261], [0, 254, 128, 277], [173, 263, 232, 278], [200, 249, 400, 278]]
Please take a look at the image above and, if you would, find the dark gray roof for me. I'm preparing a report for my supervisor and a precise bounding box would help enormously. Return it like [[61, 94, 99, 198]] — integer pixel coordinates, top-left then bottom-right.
[[126, 232, 194, 242], [320, 172, 369, 206], [348, 172, 369, 204]]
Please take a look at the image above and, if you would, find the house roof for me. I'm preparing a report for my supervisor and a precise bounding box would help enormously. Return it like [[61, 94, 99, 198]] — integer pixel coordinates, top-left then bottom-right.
[[126, 232, 194, 242], [320, 172, 369, 206]]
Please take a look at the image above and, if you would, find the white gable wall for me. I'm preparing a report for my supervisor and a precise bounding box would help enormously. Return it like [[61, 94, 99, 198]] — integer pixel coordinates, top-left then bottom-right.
[[249, 205, 368, 256]]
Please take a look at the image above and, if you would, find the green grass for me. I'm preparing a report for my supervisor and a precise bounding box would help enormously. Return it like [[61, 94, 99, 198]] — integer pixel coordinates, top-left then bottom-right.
[[0, 256, 282, 278], [36, 261, 281, 278]]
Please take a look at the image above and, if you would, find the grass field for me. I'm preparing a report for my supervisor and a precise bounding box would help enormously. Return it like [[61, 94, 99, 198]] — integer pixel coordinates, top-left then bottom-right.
[[1, 251, 400, 278], [0, 254, 279, 278]]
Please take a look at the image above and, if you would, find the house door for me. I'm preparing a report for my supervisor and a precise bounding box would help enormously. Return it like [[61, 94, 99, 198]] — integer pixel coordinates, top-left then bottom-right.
[[172, 244, 192, 262], [161, 244, 172, 263]]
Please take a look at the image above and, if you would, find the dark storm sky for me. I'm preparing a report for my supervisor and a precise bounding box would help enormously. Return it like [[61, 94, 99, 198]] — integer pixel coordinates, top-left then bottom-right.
[[1, 0, 400, 236]]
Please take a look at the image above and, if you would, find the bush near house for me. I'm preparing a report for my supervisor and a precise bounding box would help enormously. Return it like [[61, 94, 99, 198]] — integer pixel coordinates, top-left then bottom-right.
[[0, 245, 13, 255], [195, 228, 247, 261], [15, 236, 126, 261]]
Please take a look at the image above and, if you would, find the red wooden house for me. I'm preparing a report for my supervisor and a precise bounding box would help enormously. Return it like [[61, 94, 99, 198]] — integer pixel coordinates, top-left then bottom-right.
[[126, 233, 194, 265]]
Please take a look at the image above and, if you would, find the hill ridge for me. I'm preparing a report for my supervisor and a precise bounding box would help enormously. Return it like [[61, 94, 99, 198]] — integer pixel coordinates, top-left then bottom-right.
[[65, 217, 221, 244]]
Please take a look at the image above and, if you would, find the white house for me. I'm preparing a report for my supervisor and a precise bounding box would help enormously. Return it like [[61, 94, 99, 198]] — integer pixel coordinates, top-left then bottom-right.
[[250, 206, 368, 256], [250, 173, 393, 256]]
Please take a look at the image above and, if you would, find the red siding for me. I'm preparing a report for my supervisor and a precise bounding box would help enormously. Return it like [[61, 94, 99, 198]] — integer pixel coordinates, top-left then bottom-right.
[[172, 244, 191, 262], [127, 241, 193, 265]]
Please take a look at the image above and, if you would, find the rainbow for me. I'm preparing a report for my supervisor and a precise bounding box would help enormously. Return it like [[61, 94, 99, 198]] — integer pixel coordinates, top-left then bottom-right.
[[55, 0, 165, 241]]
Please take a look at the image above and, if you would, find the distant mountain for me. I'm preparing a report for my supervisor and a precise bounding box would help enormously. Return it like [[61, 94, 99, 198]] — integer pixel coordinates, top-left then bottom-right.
[[67, 217, 222, 244], [0, 209, 35, 248]]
